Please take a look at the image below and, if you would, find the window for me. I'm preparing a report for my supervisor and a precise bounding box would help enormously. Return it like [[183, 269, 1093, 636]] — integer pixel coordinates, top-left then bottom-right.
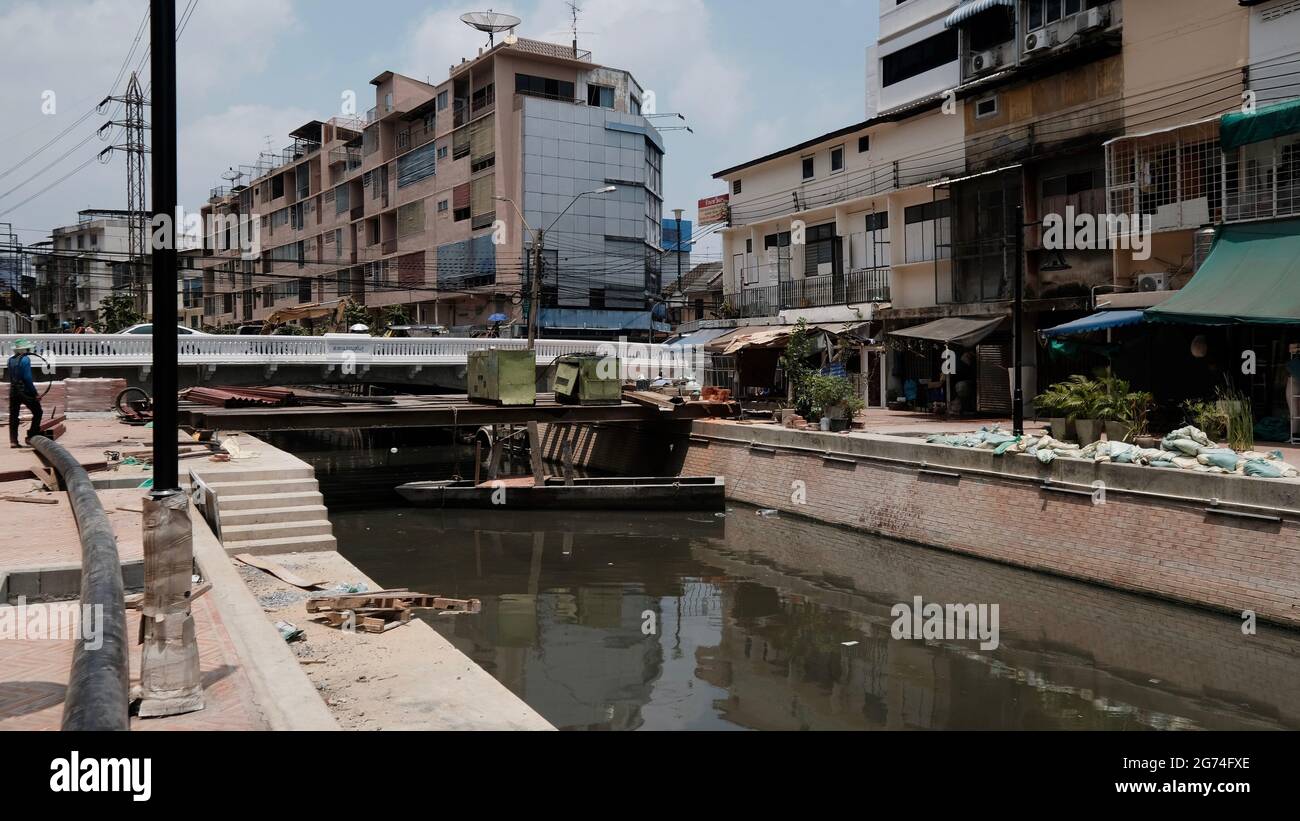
[[858, 135, 870, 153], [975, 96, 999, 119], [745, 238, 753, 253], [904, 199, 951, 263], [831, 145, 844, 173], [881, 29, 957, 87], [396, 142, 437, 187], [397, 130, 410, 150], [732, 179, 742, 195], [587, 84, 615, 109], [865, 211, 890, 268], [437, 199, 449, 213], [764, 231, 792, 278], [384, 92, 393, 112], [515, 73, 575, 101], [630, 96, 641, 116], [437, 145, 448, 160], [803, 223, 837, 276], [397, 200, 425, 237], [802, 156, 815, 180], [453, 182, 471, 222], [471, 83, 495, 113], [437, 90, 449, 110], [1042, 170, 1097, 197]]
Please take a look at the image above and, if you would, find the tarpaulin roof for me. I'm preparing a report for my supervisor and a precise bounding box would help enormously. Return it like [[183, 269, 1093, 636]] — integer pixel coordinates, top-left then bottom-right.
[[888, 316, 1004, 347], [1220, 98, 1300, 151], [707, 326, 794, 355], [1146, 219, 1300, 325], [1039, 310, 1145, 338], [665, 327, 733, 348], [945, 0, 1014, 28], [539, 308, 670, 333]]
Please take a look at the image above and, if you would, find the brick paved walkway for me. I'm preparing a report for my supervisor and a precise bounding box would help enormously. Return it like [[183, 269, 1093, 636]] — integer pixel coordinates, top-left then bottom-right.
[[0, 596, 267, 730]]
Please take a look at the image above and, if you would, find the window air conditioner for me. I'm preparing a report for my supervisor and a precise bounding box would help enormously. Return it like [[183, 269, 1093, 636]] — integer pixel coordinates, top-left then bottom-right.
[[1137, 273, 1169, 292], [1024, 31, 1053, 56], [971, 50, 1001, 75], [1076, 7, 1108, 34]]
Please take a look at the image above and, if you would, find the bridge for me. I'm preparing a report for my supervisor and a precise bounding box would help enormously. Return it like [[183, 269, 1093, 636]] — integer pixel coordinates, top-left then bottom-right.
[[1, 334, 701, 391]]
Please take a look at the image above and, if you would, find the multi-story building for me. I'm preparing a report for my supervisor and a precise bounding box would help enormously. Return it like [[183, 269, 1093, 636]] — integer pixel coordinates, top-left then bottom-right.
[[710, 0, 967, 405], [30, 210, 135, 331], [199, 35, 666, 338]]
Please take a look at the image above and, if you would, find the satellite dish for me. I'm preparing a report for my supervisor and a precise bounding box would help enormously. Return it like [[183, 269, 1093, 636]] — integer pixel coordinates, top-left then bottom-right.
[[221, 167, 245, 185], [460, 11, 522, 46]]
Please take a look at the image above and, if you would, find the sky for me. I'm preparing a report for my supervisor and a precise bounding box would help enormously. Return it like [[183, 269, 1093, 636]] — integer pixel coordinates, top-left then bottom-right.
[[0, 0, 880, 262]]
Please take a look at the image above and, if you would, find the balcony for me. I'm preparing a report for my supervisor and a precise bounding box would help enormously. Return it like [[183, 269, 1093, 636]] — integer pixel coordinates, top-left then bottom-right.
[[329, 146, 362, 168], [724, 269, 890, 319]]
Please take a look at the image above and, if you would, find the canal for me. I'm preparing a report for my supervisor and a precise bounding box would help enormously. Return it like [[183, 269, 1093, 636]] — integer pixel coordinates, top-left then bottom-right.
[[268, 429, 1300, 731]]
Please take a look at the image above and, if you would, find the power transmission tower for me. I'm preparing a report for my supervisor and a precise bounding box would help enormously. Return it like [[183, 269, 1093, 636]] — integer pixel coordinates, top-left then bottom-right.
[[98, 71, 150, 315]]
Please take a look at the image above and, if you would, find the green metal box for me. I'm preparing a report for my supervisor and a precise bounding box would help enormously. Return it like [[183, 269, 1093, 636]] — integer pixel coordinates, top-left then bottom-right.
[[467, 348, 537, 406], [552, 354, 622, 405]]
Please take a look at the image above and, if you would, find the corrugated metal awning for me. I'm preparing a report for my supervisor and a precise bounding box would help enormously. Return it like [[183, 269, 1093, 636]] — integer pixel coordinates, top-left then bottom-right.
[[888, 316, 1005, 347], [944, 0, 1014, 28]]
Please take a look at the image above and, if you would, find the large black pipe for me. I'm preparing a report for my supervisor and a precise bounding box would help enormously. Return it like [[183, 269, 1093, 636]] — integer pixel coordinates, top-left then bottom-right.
[[150, 0, 179, 491], [30, 436, 130, 731]]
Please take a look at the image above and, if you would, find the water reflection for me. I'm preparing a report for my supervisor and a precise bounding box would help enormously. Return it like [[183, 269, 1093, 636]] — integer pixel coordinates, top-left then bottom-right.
[[332, 506, 1300, 731]]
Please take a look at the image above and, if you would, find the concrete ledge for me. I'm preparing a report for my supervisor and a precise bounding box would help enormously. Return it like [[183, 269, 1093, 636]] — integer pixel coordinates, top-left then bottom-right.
[[189, 509, 339, 731], [2, 561, 143, 603], [692, 422, 1300, 516]]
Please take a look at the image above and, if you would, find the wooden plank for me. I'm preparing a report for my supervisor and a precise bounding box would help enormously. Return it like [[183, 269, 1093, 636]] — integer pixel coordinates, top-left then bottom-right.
[[527, 421, 546, 485], [1, 495, 58, 504], [233, 553, 329, 590]]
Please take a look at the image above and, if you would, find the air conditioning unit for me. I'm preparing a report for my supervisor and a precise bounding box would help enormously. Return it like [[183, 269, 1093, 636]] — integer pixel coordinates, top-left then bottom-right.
[[1024, 30, 1053, 57], [1076, 7, 1108, 33], [970, 49, 1002, 75], [1137, 273, 1169, 292]]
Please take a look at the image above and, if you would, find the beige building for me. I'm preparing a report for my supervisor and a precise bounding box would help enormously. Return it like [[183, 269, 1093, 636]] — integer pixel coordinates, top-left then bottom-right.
[[198, 36, 666, 338], [31, 209, 136, 331]]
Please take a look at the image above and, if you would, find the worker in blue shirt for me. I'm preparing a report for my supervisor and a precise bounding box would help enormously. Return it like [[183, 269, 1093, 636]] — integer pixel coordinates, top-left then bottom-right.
[[6, 339, 43, 448]]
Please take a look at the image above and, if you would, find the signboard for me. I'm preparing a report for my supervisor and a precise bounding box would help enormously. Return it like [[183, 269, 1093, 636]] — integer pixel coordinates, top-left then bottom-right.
[[697, 194, 730, 226]]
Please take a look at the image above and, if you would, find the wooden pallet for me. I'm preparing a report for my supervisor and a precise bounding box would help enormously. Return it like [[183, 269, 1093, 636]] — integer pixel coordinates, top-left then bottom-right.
[[306, 590, 481, 615]]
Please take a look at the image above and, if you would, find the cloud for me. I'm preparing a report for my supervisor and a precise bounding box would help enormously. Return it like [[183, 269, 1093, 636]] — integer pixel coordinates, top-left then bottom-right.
[[400, 5, 514, 85], [179, 102, 318, 214]]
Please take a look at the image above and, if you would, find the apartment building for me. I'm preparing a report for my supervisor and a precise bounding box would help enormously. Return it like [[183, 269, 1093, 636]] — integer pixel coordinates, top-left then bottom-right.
[[712, 0, 968, 405], [198, 35, 665, 338], [30, 210, 136, 331]]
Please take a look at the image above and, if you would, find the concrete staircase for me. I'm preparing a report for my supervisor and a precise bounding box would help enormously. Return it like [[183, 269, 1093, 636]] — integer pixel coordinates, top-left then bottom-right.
[[202, 466, 338, 556]]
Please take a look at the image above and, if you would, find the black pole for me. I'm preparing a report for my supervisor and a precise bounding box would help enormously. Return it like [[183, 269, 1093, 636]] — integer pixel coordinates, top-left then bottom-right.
[[150, 0, 178, 490], [1012, 204, 1025, 436]]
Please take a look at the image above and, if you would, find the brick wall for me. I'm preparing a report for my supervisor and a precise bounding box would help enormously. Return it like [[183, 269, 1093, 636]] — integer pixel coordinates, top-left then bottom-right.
[[679, 422, 1300, 627], [715, 508, 1300, 726]]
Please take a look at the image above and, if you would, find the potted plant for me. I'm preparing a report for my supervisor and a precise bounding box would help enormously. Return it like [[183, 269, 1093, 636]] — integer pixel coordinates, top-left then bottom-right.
[[1121, 390, 1156, 447], [1181, 398, 1226, 443], [806, 374, 865, 432], [1096, 376, 1133, 442], [1215, 384, 1254, 452], [1036, 375, 1103, 442], [1034, 382, 1073, 441]]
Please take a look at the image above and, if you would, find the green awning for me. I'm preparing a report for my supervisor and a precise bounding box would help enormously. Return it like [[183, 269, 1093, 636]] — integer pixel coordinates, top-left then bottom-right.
[[1220, 98, 1300, 151], [1146, 219, 1300, 325]]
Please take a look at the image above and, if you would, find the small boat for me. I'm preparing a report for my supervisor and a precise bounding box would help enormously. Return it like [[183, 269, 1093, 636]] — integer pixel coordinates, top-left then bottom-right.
[[396, 475, 726, 511]]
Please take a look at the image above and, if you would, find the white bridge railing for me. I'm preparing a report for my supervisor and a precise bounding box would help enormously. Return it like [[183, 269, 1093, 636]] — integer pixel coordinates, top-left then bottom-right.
[[0, 334, 702, 379]]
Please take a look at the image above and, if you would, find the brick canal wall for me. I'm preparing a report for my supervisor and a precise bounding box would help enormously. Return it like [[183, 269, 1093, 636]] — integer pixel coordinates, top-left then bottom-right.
[[715, 509, 1300, 727], [675, 420, 1300, 628]]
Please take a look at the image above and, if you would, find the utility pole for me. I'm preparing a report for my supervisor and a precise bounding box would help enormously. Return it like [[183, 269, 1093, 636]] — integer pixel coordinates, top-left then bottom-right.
[[672, 208, 685, 294], [138, 0, 203, 718], [1012, 204, 1025, 436], [528, 229, 543, 349], [98, 72, 150, 315]]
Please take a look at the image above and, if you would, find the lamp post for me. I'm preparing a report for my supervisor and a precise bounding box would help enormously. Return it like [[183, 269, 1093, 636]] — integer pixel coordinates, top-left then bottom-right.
[[672, 207, 685, 295], [495, 186, 616, 349], [1013, 204, 1025, 436]]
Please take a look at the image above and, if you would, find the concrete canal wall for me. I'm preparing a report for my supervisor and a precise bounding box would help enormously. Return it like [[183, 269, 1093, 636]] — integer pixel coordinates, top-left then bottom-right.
[[674, 420, 1300, 628]]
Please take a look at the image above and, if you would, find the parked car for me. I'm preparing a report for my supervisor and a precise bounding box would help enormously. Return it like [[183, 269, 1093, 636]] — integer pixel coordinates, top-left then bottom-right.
[[117, 324, 211, 335]]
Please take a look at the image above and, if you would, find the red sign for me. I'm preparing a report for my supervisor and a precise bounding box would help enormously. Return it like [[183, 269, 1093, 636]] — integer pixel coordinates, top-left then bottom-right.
[[697, 194, 730, 226]]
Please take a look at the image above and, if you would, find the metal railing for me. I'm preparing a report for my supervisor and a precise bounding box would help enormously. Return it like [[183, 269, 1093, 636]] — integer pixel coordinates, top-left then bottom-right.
[[724, 268, 891, 318], [0, 334, 683, 371]]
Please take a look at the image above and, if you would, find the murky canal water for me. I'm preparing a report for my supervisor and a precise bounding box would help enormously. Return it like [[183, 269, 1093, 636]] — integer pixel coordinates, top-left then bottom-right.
[[269, 430, 1300, 731]]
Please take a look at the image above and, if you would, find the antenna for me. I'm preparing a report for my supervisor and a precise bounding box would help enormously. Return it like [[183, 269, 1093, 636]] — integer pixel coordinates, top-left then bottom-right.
[[221, 166, 245, 187], [567, 1, 582, 54], [460, 10, 522, 47]]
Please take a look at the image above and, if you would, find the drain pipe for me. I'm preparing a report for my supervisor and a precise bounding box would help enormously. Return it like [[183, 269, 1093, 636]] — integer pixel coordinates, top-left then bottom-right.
[[29, 435, 130, 731]]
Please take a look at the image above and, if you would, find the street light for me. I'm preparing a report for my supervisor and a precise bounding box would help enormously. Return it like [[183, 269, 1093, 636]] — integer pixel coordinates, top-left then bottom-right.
[[495, 186, 616, 348]]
